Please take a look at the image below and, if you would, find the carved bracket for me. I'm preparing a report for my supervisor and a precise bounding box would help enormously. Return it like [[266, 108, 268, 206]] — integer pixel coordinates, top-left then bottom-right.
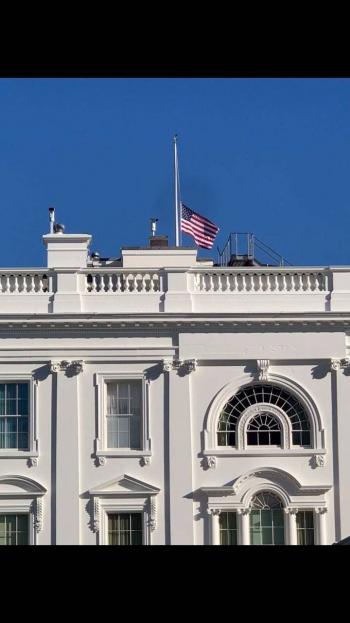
[[204, 456, 217, 469], [93, 497, 100, 533], [257, 359, 270, 381], [27, 457, 38, 468], [161, 358, 198, 374], [140, 456, 151, 467], [33, 498, 43, 533], [96, 456, 106, 467], [312, 454, 326, 468], [50, 360, 84, 375], [331, 357, 350, 371], [149, 498, 157, 531]]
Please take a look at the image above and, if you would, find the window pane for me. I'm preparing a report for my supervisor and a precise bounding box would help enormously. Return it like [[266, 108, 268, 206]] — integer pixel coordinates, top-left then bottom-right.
[[250, 511, 261, 527], [17, 384, 29, 415], [274, 527, 285, 545], [250, 529, 261, 545], [0, 384, 5, 415], [262, 527, 273, 544], [108, 513, 143, 546]]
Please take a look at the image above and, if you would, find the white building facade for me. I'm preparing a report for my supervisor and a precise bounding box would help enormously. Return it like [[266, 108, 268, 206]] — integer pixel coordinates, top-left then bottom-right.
[[0, 228, 349, 545]]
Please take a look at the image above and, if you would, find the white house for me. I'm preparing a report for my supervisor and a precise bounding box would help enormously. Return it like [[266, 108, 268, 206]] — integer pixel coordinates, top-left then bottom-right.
[[0, 221, 349, 545]]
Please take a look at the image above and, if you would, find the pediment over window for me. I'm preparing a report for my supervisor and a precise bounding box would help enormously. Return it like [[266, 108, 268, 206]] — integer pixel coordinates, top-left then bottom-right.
[[200, 466, 332, 508], [0, 475, 46, 496], [89, 474, 160, 497]]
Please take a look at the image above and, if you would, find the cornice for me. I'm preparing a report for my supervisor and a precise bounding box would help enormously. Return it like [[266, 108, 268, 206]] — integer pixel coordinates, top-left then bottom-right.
[[1, 311, 350, 331]]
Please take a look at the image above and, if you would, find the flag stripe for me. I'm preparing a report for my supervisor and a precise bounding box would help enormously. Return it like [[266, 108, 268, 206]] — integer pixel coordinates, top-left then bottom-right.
[[180, 203, 219, 250]]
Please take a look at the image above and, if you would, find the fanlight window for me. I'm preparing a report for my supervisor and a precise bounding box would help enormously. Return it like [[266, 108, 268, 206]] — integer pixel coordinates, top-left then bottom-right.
[[250, 492, 284, 545], [247, 413, 281, 446], [217, 384, 310, 447]]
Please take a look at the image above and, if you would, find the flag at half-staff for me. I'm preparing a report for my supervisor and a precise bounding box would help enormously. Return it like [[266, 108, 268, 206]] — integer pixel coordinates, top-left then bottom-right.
[[180, 203, 219, 249]]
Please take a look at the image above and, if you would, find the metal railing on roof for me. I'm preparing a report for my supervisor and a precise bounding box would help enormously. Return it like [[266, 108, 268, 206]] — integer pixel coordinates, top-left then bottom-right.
[[217, 233, 291, 267]]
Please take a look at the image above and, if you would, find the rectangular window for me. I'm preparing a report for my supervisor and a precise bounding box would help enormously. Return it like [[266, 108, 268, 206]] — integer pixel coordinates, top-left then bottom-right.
[[0, 514, 29, 545], [108, 513, 143, 545], [219, 512, 238, 545], [106, 381, 142, 449], [0, 383, 29, 450], [296, 510, 315, 545]]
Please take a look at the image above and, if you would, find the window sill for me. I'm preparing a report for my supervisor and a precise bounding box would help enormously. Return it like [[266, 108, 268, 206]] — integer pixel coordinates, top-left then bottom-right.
[[96, 450, 152, 458], [202, 449, 325, 458], [0, 451, 39, 459]]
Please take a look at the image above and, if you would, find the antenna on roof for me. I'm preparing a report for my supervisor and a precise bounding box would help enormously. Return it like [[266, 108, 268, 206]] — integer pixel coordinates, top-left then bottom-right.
[[150, 218, 158, 237], [49, 207, 55, 234]]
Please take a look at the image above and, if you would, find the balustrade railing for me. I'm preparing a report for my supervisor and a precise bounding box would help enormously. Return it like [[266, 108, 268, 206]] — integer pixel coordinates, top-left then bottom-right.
[[192, 270, 328, 293], [85, 270, 162, 293], [0, 271, 49, 293]]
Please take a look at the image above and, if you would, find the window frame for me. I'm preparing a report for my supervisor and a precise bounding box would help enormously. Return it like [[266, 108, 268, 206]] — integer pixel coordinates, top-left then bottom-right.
[[0, 374, 39, 459], [94, 372, 151, 460], [98, 500, 150, 545], [0, 504, 35, 545]]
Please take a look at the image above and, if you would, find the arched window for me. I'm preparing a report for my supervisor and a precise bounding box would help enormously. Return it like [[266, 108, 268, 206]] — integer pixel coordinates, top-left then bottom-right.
[[247, 413, 281, 446], [217, 384, 311, 448], [250, 491, 284, 545]]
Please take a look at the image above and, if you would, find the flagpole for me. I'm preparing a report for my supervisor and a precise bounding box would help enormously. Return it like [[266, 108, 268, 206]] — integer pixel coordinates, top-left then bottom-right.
[[174, 134, 180, 247]]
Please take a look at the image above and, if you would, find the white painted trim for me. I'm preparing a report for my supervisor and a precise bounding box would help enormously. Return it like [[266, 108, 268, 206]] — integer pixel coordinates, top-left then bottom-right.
[[203, 372, 325, 453], [94, 372, 152, 460], [0, 374, 39, 459]]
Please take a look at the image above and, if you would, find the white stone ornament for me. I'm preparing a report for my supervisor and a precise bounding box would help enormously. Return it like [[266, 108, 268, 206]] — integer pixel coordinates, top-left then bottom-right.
[[96, 456, 106, 466], [161, 359, 173, 372], [140, 456, 151, 466], [314, 454, 326, 467], [27, 457, 38, 467], [205, 456, 217, 469], [34, 498, 43, 533], [93, 498, 100, 533], [257, 359, 270, 381]]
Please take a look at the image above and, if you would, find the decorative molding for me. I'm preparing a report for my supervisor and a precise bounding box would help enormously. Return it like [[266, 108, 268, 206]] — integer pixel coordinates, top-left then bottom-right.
[[257, 359, 270, 381], [93, 497, 100, 533], [50, 359, 84, 375], [205, 456, 217, 469], [140, 456, 151, 467], [173, 358, 184, 370], [161, 359, 173, 373], [331, 357, 350, 371], [210, 508, 221, 516], [161, 358, 198, 374], [34, 497, 43, 533], [184, 358, 198, 373], [315, 507, 327, 514], [313, 454, 326, 468], [50, 361, 61, 373], [284, 507, 298, 515], [27, 457, 38, 468], [149, 497, 157, 531]]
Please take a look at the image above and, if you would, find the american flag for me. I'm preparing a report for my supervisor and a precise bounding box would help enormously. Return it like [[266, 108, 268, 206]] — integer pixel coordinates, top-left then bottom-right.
[[181, 203, 219, 249]]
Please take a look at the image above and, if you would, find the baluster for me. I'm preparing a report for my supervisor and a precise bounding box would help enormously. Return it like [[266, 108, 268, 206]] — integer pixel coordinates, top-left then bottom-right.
[[5, 275, 10, 293], [106, 273, 113, 294], [230, 273, 235, 291], [305, 273, 311, 291], [241, 273, 247, 292], [91, 274, 97, 292], [28, 274, 34, 293], [289, 273, 295, 292], [141, 273, 147, 292], [115, 274, 121, 292], [208, 273, 214, 292], [14, 275, 19, 293], [38, 274, 43, 293]]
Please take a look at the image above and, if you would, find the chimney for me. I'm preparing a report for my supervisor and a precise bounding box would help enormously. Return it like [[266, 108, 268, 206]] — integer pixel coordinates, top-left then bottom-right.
[[149, 235, 169, 248]]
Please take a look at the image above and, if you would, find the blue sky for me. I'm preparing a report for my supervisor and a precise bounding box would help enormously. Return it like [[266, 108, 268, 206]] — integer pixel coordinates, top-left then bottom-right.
[[0, 78, 349, 267]]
